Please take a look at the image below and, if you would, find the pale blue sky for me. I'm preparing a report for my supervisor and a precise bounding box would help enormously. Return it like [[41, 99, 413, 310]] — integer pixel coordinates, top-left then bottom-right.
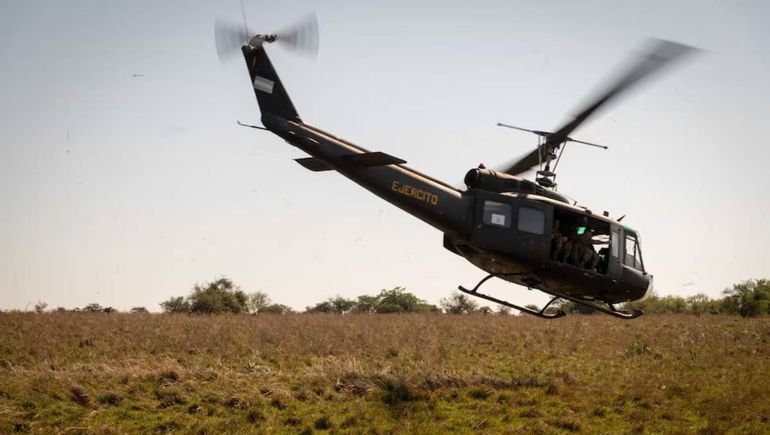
[[1, 1, 768, 311]]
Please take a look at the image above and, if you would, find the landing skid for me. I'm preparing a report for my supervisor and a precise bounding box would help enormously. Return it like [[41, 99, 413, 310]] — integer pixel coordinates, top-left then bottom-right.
[[459, 274, 565, 319], [458, 273, 643, 320]]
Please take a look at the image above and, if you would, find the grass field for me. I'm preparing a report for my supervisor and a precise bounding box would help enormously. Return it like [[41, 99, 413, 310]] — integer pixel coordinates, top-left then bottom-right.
[[0, 313, 768, 434]]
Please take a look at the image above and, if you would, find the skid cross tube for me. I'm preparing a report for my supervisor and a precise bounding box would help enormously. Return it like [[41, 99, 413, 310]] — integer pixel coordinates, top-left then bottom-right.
[[458, 273, 566, 319], [542, 288, 644, 319]]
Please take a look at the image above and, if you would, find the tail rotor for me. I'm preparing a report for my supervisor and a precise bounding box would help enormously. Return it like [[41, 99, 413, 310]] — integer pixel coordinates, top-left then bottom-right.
[[214, 13, 319, 63]]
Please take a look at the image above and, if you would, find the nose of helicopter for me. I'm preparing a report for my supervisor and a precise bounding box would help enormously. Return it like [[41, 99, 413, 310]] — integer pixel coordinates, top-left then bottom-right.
[[641, 275, 654, 301]]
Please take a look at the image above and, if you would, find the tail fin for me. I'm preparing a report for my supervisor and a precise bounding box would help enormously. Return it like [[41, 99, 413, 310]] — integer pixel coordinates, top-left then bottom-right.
[[241, 45, 300, 122]]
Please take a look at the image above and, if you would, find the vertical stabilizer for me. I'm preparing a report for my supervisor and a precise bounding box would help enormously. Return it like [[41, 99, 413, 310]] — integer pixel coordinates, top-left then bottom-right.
[[241, 45, 300, 122]]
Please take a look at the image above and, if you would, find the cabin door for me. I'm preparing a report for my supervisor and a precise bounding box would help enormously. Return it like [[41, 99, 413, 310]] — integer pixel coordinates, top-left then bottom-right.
[[607, 225, 623, 279], [471, 193, 551, 261]]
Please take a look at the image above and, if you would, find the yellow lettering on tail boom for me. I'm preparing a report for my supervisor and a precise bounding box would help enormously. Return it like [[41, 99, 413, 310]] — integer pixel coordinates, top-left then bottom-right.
[[391, 181, 439, 206]]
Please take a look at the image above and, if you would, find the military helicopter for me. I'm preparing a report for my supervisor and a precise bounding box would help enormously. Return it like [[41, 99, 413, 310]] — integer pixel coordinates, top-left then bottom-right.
[[215, 15, 696, 319]]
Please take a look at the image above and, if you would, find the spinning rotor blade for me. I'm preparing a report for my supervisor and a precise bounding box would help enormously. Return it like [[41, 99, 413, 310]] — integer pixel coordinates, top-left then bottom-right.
[[499, 147, 545, 177], [215, 13, 319, 62], [501, 39, 697, 176], [546, 39, 697, 147], [215, 19, 250, 62], [274, 13, 319, 58]]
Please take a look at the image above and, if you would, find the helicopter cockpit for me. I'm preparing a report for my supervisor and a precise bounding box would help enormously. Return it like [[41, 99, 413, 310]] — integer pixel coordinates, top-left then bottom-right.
[[551, 208, 645, 276], [622, 230, 645, 272]]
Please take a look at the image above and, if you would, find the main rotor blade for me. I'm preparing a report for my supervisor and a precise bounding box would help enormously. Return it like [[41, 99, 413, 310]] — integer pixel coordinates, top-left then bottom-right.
[[501, 147, 544, 176], [546, 39, 698, 147]]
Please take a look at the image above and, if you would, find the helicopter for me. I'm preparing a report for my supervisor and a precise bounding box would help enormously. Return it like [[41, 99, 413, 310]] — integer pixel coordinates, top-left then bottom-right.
[[215, 16, 697, 319]]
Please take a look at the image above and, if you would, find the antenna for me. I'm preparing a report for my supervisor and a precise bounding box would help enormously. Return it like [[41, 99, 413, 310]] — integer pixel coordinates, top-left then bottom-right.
[[239, 0, 249, 36]]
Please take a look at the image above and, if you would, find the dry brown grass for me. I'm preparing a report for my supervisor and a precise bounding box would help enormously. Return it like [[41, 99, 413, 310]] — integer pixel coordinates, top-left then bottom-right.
[[0, 313, 768, 433]]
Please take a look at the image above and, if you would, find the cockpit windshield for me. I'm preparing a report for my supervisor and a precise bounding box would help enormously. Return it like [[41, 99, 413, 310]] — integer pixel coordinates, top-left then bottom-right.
[[624, 231, 644, 271]]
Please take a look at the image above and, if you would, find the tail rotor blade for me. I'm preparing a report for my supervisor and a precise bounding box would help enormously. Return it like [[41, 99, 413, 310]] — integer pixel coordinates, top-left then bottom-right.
[[275, 13, 319, 58], [215, 19, 250, 62]]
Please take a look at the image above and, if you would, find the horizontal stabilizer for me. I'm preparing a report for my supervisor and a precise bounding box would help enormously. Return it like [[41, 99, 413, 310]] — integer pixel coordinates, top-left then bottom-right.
[[295, 151, 405, 173], [295, 157, 334, 172], [341, 151, 406, 167]]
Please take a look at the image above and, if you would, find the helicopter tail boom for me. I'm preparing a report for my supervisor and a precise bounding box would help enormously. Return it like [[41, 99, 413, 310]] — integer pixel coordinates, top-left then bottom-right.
[[240, 46, 472, 238]]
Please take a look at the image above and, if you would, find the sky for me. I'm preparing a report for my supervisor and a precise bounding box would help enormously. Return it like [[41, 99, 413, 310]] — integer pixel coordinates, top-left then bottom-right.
[[1, 0, 768, 311]]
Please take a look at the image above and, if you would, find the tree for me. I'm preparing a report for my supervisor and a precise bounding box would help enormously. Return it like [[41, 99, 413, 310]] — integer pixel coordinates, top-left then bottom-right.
[[497, 305, 511, 315], [722, 279, 770, 317], [376, 288, 420, 313], [305, 288, 438, 314], [130, 307, 149, 314], [188, 278, 249, 314], [247, 291, 271, 313], [83, 303, 103, 313], [305, 300, 336, 313], [330, 296, 356, 314], [685, 294, 711, 315], [259, 303, 294, 314], [160, 296, 191, 313], [351, 295, 379, 314], [440, 292, 478, 314], [34, 301, 48, 314], [306, 296, 355, 314]]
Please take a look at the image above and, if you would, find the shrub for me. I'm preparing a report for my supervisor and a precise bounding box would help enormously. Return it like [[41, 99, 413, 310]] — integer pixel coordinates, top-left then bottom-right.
[[722, 279, 770, 317], [82, 303, 103, 313], [160, 296, 191, 313], [188, 278, 248, 314], [306, 288, 438, 314], [259, 304, 294, 314], [440, 292, 478, 314]]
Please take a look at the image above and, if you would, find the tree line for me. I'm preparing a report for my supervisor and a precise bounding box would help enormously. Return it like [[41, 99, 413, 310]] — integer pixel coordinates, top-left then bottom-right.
[[158, 278, 484, 315], [558, 278, 770, 317], [156, 277, 769, 317], [17, 278, 769, 317]]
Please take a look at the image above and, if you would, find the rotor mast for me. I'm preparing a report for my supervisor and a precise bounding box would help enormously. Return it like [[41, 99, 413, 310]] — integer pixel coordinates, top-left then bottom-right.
[[496, 122, 608, 189]]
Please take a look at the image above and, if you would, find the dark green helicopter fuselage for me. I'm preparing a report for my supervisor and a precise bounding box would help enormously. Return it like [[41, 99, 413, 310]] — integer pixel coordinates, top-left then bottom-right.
[[243, 44, 653, 308]]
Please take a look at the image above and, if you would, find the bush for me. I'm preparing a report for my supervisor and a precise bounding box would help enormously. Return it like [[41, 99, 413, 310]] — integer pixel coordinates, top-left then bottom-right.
[[440, 292, 478, 314], [188, 278, 248, 314], [160, 296, 191, 314], [305, 288, 439, 314], [160, 278, 292, 315], [82, 303, 103, 313], [259, 304, 294, 314], [721, 279, 770, 317]]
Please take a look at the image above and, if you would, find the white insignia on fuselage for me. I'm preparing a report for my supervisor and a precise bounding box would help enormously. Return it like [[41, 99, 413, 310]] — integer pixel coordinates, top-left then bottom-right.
[[253, 76, 275, 94]]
